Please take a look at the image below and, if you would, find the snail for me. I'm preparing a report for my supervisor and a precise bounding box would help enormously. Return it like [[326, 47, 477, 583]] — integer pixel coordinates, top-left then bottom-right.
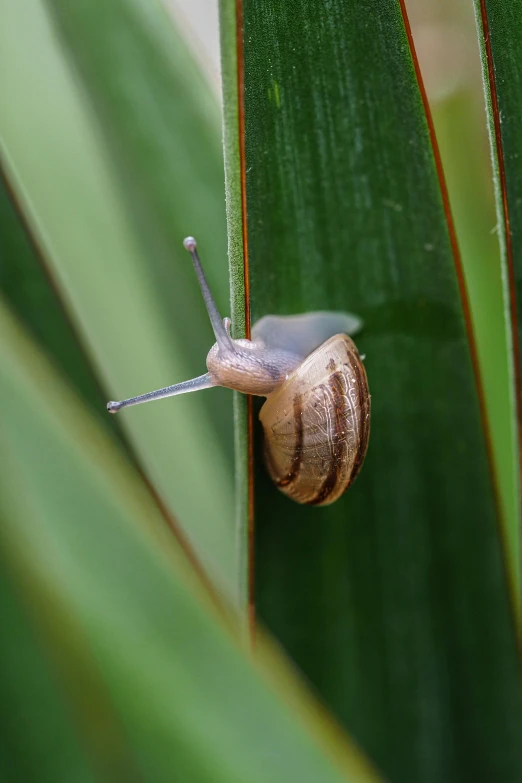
[[108, 237, 370, 506]]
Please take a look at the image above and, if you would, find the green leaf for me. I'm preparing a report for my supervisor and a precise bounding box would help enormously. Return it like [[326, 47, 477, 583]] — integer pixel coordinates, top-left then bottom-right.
[[0, 562, 98, 782], [432, 87, 520, 606], [0, 296, 380, 783], [1, 0, 236, 603], [218, 0, 250, 623], [222, 1, 522, 780], [473, 0, 522, 592], [0, 177, 130, 455]]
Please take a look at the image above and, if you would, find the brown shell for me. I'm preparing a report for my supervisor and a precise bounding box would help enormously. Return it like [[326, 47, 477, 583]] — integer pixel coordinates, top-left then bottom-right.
[[259, 334, 370, 506]]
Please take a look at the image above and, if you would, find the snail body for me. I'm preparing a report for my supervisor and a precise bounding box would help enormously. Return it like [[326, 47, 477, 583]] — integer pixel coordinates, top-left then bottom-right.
[[108, 238, 370, 506]]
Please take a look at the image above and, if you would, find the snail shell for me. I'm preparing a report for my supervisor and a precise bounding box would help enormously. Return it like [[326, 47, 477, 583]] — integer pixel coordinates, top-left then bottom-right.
[[260, 333, 370, 506]]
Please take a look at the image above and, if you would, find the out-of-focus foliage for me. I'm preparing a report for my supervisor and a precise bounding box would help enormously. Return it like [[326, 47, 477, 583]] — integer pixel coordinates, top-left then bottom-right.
[[0, 297, 379, 783], [2, 0, 236, 604], [0, 0, 520, 781]]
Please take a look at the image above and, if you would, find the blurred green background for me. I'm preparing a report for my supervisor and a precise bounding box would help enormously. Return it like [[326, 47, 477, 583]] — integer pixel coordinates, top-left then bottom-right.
[[1, 0, 520, 781]]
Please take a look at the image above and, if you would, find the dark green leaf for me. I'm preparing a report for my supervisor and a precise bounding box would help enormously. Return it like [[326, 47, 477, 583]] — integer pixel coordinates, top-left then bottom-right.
[[224, 1, 522, 780]]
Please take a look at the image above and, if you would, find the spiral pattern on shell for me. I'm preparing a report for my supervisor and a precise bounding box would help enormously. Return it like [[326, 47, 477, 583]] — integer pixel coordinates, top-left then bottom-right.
[[260, 334, 370, 506]]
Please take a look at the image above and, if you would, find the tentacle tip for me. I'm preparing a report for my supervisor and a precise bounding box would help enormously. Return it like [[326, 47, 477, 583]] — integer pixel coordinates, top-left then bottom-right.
[[183, 236, 197, 252], [107, 401, 121, 414]]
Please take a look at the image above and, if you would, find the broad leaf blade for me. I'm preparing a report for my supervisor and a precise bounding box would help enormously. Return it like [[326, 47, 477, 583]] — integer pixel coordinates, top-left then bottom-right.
[[473, 0, 522, 592], [0, 297, 380, 783], [232, 1, 522, 781], [1, 0, 236, 603]]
